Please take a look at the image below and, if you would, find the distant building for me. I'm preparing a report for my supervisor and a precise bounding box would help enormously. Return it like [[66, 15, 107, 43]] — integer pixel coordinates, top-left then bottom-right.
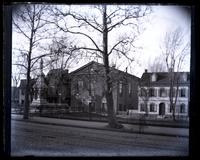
[[69, 61, 139, 115], [45, 69, 70, 105], [138, 70, 190, 119], [11, 86, 19, 105], [18, 69, 71, 108], [18, 79, 36, 106]]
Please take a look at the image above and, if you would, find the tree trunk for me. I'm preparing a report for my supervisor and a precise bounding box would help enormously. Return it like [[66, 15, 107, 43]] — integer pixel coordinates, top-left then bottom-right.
[[102, 5, 122, 129], [169, 70, 177, 121], [171, 104, 176, 121], [23, 68, 30, 119], [23, 23, 34, 119]]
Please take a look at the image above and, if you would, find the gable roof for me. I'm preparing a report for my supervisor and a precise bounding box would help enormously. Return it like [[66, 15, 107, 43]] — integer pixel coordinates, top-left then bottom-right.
[[69, 61, 100, 75], [140, 72, 190, 86], [47, 68, 68, 76], [19, 79, 36, 88], [69, 61, 140, 80]]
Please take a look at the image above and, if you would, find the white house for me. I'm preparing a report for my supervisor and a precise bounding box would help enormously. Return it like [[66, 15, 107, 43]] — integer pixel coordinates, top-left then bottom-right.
[[137, 70, 190, 119]]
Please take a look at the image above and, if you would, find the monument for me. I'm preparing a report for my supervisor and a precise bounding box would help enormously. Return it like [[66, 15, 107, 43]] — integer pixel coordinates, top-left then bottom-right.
[[31, 58, 48, 113]]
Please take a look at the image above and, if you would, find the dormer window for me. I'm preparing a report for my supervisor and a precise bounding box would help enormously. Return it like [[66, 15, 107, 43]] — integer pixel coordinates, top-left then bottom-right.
[[151, 73, 157, 82], [182, 73, 188, 82]]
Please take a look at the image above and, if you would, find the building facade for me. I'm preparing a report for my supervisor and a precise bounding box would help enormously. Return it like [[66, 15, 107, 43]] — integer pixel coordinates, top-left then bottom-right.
[[69, 61, 139, 115], [18, 79, 36, 106], [137, 70, 190, 119]]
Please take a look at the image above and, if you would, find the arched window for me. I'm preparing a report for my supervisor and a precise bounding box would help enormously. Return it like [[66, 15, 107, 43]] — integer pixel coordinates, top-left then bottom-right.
[[119, 81, 123, 96], [180, 103, 186, 113], [150, 103, 157, 112], [128, 82, 132, 96]]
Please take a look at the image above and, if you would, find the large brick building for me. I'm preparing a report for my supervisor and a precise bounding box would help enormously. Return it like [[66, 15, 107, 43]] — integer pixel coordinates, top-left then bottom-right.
[[69, 61, 140, 115]]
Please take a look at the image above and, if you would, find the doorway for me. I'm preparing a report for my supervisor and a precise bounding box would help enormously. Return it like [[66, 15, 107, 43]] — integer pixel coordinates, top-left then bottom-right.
[[159, 103, 165, 116]]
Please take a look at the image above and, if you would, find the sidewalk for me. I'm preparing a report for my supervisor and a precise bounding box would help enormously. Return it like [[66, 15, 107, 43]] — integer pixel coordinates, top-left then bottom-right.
[[11, 114, 189, 137]]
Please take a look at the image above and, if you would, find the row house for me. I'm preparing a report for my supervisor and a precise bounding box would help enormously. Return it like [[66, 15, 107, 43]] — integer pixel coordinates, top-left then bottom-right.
[[69, 61, 139, 115], [137, 69, 190, 119]]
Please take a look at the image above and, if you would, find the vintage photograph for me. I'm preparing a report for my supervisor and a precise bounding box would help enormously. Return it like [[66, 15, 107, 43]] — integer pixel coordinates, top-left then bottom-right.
[[11, 4, 190, 156]]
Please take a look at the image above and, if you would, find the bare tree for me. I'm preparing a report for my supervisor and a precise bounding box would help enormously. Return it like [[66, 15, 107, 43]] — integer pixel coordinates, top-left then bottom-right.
[[139, 87, 149, 116], [45, 36, 80, 104], [147, 55, 167, 72], [160, 27, 190, 121], [48, 36, 80, 70], [12, 4, 52, 119], [49, 5, 151, 128]]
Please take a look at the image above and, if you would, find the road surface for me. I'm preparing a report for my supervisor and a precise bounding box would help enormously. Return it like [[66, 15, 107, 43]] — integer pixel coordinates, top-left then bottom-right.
[[11, 120, 188, 156]]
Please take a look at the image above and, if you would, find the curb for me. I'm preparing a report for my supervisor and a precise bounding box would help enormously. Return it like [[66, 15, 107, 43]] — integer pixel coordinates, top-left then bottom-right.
[[12, 118, 189, 138], [12, 113, 189, 128]]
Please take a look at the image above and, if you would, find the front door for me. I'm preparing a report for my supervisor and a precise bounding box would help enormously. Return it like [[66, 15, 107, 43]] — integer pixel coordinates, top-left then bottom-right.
[[159, 103, 165, 116]]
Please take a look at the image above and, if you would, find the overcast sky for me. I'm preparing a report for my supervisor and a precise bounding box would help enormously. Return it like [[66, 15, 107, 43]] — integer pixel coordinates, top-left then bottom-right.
[[132, 5, 191, 76], [64, 5, 191, 76], [12, 5, 191, 86]]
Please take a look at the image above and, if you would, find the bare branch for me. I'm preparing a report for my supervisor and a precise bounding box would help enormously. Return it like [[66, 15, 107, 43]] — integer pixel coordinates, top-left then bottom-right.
[[56, 9, 103, 33], [12, 19, 30, 40], [13, 63, 28, 70]]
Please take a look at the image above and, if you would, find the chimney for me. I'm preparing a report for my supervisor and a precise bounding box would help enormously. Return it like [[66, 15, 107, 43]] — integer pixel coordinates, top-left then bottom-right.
[[145, 69, 148, 73], [125, 67, 128, 73]]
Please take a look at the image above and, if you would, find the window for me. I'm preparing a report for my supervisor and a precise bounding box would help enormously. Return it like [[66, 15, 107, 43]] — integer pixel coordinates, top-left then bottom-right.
[[128, 104, 132, 110], [133, 104, 138, 110], [169, 88, 176, 97], [76, 80, 83, 93], [124, 105, 127, 111], [78, 80, 83, 88], [140, 88, 147, 97], [119, 104, 123, 111], [180, 88, 186, 97], [90, 82, 95, 96], [169, 105, 172, 113], [128, 82, 132, 96], [182, 73, 187, 81], [21, 89, 25, 95], [102, 103, 106, 112], [180, 103, 186, 113], [149, 88, 155, 97], [140, 103, 146, 112], [150, 103, 157, 112], [119, 82, 123, 96], [175, 104, 180, 113], [159, 88, 166, 97], [173, 88, 176, 97]]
